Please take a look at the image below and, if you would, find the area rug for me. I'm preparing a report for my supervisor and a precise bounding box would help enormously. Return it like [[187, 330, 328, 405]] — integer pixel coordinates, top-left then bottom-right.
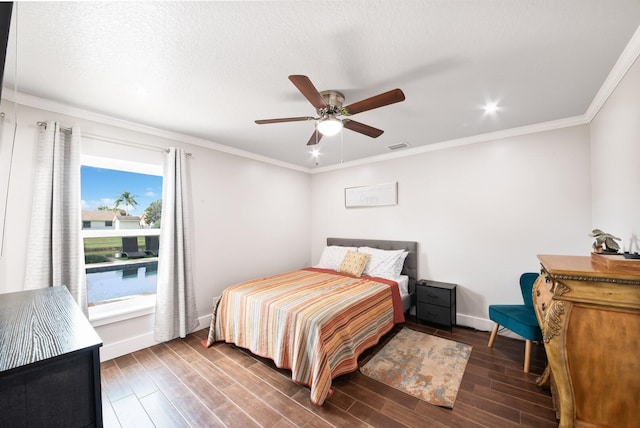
[[360, 327, 472, 408]]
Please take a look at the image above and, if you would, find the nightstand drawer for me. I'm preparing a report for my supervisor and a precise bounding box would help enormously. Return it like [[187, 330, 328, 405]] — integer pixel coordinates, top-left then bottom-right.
[[416, 282, 455, 307], [415, 279, 457, 331], [416, 302, 452, 326]]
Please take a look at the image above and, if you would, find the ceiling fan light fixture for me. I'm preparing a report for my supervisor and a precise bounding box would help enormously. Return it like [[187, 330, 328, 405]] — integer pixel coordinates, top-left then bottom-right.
[[316, 117, 343, 136]]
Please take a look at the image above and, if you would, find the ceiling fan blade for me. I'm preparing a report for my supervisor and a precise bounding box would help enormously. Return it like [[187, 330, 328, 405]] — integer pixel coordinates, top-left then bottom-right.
[[343, 119, 384, 138], [289, 75, 327, 110], [342, 88, 405, 116], [306, 129, 323, 146], [255, 116, 314, 124]]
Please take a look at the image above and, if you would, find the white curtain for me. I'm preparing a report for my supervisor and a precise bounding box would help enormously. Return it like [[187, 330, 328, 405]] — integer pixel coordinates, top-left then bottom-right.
[[24, 121, 87, 313], [154, 147, 198, 341]]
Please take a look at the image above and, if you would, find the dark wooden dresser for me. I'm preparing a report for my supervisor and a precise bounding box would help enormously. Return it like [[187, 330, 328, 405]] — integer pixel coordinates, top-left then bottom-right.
[[0, 286, 103, 427]]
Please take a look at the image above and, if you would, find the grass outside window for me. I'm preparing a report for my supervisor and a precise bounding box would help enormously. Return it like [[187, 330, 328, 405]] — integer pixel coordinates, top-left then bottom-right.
[[84, 236, 150, 263]]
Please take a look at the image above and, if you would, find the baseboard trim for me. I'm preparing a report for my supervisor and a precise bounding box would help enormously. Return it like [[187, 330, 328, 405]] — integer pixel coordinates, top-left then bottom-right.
[[99, 314, 211, 362], [456, 313, 523, 340]]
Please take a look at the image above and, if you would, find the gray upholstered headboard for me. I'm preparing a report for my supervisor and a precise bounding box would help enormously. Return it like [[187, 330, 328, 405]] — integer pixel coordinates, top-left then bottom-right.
[[326, 237, 418, 293]]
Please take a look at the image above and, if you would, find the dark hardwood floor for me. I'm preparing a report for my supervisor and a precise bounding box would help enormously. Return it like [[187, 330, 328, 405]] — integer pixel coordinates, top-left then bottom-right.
[[101, 321, 556, 427]]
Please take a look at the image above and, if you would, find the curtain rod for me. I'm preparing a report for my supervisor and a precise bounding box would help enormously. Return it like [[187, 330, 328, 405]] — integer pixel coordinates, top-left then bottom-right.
[[36, 122, 192, 156], [36, 121, 72, 132]]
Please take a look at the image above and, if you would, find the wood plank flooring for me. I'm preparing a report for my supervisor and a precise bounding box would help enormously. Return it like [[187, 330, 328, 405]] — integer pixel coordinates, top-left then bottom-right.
[[101, 321, 556, 427]]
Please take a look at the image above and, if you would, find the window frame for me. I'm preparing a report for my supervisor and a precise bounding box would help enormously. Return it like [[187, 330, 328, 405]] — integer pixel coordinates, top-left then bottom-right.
[[80, 153, 163, 324]]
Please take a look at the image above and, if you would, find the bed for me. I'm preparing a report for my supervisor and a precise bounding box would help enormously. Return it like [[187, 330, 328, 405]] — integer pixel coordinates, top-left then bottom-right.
[[205, 238, 418, 405]]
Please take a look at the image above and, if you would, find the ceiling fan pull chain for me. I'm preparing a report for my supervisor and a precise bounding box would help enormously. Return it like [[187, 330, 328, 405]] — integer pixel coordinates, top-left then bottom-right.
[[341, 129, 344, 164]]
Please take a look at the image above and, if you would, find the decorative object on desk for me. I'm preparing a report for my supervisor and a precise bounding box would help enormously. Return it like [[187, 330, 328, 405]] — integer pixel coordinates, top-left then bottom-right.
[[589, 228, 621, 254], [360, 327, 471, 408]]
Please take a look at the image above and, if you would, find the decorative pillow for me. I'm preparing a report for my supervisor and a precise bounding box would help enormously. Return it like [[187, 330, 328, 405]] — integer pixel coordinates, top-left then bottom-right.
[[338, 251, 370, 277], [357, 247, 407, 278], [315, 246, 357, 270]]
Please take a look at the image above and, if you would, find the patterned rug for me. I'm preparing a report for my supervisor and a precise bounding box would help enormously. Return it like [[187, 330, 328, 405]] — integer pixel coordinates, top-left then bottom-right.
[[360, 327, 472, 408]]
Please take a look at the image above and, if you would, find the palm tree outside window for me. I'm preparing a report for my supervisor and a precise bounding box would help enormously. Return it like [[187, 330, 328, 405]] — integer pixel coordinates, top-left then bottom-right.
[[114, 191, 138, 215]]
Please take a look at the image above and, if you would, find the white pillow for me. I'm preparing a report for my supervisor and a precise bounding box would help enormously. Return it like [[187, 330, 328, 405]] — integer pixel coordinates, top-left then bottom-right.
[[357, 247, 408, 278], [388, 251, 409, 278], [315, 246, 357, 271], [357, 247, 401, 274]]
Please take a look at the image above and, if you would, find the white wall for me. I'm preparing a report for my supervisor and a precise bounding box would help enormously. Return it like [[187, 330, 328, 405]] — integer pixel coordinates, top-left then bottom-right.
[[591, 56, 640, 252], [0, 100, 311, 359], [310, 125, 592, 330]]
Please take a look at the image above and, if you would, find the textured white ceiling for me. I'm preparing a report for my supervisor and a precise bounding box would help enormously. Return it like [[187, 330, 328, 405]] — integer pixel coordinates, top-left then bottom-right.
[[4, 1, 640, 169]]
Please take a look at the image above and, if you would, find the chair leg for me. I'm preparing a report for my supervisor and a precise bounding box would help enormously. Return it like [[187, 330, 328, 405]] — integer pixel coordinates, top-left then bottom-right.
[[524, 339, 532, 373], [488, 323, 499, 348]]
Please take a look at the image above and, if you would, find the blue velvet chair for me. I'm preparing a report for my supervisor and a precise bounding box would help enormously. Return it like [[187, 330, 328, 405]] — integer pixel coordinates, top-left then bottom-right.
[[487, 272, 543, 373]]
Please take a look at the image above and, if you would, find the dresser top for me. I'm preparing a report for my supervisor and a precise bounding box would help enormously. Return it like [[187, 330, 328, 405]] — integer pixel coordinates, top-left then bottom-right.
[[537, 254, 640, 281], [0, 286, 102, 373]]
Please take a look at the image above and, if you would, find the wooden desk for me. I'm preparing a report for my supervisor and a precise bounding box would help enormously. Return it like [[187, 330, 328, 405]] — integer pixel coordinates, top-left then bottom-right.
[[0, 286, 103, 427], [535, 255, 640, 428]]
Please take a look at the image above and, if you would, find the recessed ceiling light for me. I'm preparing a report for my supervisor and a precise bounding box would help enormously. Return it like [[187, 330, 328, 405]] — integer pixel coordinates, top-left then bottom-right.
[[483, 102, 500, 115], [310, 148, 321, 158]]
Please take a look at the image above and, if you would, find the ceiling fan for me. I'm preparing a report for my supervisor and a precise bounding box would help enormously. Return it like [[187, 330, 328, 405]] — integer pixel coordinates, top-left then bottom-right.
[[255, 75, 406, 146]]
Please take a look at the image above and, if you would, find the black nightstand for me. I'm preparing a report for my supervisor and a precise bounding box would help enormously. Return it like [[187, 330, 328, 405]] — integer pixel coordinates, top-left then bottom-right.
[[416, 280, 456, 331]]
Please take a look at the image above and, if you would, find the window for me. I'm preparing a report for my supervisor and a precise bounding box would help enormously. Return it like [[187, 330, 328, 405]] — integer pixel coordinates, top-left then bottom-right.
[[81, 165, 162, 310], [80, 137, 164, 323]]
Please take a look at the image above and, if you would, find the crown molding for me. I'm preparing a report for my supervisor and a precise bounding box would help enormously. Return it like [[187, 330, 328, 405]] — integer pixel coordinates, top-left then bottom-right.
[[2, 88, 589, 176], [585, 24, 640, 121], [310, 115, 588, 174], [312, 26, 640, 174], [1, 89, 310, 174]]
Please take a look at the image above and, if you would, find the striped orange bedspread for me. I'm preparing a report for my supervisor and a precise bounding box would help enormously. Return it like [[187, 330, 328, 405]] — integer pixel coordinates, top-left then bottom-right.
[[206, 267, 404, 405]]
